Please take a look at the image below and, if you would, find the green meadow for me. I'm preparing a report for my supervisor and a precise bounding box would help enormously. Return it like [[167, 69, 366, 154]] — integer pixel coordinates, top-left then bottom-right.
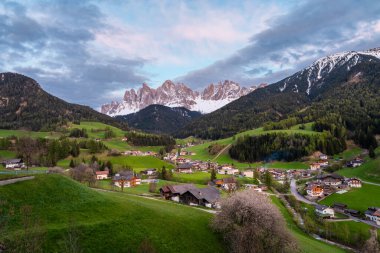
[[0, 174, 225, 253]]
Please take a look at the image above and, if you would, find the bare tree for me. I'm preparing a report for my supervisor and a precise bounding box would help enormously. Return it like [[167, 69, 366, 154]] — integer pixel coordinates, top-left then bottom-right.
[[148, 182, 157, 193], [212, 190, 298, 253], [362, 230, 380, 253], [16, 137, 36, 170], [70, 164, 95, 186]]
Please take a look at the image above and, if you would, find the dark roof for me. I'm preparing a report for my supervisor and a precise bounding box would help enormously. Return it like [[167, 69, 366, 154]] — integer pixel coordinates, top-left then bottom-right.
[[161, 184, 196, 194], [186, 187, 220, 204], [315, 205, 329, 211], [317, 174, 344, 180], [3, 158, 23, 164], [332, 203, 347, 208], [113, 171, 136, 180], [177, 163, 193, 169], [222, 177, 237, 184]]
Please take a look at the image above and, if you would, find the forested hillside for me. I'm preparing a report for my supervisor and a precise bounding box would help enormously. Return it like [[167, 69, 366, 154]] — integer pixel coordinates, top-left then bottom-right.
[[0, 73, 126, 131]]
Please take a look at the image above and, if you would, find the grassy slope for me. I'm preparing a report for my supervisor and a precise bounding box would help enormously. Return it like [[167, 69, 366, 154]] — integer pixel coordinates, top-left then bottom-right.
[[185, 123, 316, 169], [270, 196, 346, 253], [0, 175, 224, 253], [0, 129, 61, 138], [337, 152, 380, 185], [320, 183, 380, 212]]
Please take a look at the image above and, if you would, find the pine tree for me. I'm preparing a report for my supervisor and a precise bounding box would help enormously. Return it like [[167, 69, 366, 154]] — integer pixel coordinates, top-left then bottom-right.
[[69, 159, 75, 168], [210, 168, 217, 181], [369, 146, 376, 159]]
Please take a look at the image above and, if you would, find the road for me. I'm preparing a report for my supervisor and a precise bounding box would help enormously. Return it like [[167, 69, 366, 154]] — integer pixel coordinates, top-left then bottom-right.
[[362, 180, 380, 187], [212, 144, 231, 161], [290, 179, 316, 205], [290, 179, 380, 228]]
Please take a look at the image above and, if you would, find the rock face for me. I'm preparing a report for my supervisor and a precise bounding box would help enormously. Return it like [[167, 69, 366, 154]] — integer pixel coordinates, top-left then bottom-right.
[[101, 80, 260, 116]]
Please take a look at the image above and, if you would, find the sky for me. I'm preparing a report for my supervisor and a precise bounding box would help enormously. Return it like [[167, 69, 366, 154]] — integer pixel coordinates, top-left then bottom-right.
[[1, 0, 380, 108]]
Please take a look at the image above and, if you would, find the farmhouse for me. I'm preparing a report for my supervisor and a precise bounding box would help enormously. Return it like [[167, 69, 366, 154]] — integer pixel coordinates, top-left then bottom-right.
[[344, 209, 361, 217], [141, 168, 157, 176], [306, 184, 324, 197], [113, 171, 141, 188], [309, 163, 321, 171], [365, 207, 380, 224], [315, 205, 335, 218], [320, 153, 328, 160], [209, 177, 237, 191], [241, 170, 254, 178], [2, 159, 26, 170], [160, 184, 196, 202], [317, 174, 344, 186], [95, 169, 109, 180], [177, 163, 193, 173], [217, 165, 239, 175], [181, 187, 221, 208], [332, 203, 347, 212], [346, 178, 362, 188], [346, 158, 364, 168]]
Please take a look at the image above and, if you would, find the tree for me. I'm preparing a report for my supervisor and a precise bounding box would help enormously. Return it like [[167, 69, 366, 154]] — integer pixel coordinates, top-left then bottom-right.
[[69, 159, 75, 168], [264, 170, 273, 188], [212, 190, 298, 253], [361, 230, 380, 253], [16, 137, 35, 170], [161, 166, 167, 180], [369, 146, 376, 159], [148, 182, 157, 193], [210, 168, 217, 181]]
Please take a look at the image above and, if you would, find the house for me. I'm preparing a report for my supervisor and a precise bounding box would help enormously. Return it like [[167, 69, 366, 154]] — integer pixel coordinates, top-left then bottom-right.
[[317, 174, 344, 186], [344, 209, 361, 217], [113, 171, 141, 188], [347, 158, 364, 168], [241, 170, 254, 178], [95, 169, 109, 180], [180, 187, 221, 208], [318, 160, 329, 167], [320, 153, 328, 160], [309, 163, 321, 171], [332, 203, 347, 212], [159, 184, 196, 202], [315, 205, 335, 218], [141, 168, 157, 176], [210, 177, 237, 191], [365, 207, 380, 224], [306, 184, 324, 197], [2, 159, 26, 170], [217, 165, 239, 175], [346, 178, 362, 188], [177, 163, 193, 173]]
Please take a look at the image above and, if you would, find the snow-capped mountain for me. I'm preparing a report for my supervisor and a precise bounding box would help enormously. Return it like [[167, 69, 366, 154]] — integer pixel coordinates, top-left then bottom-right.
[[277, 48, 380, 95], [101, 80, 261, 116]]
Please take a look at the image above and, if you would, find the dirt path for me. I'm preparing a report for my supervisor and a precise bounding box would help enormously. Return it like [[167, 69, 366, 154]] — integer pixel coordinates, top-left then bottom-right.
[[212, 144, 231, 161], [0, 176, 35, 186]]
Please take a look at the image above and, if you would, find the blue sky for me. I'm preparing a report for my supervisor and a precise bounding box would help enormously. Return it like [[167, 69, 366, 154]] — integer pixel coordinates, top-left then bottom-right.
[[1, 0, 380, 108]]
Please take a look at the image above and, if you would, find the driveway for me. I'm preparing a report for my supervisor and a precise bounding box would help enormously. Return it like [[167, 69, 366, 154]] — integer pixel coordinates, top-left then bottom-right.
[[290, 179, 316, 205]]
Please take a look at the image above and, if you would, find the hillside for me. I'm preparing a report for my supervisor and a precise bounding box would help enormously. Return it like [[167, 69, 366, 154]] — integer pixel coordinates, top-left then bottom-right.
[[116, 104, 202, 134], [0, 175, 225, 252], [176, 48, 380, 139], [0, 73, 126, 131]]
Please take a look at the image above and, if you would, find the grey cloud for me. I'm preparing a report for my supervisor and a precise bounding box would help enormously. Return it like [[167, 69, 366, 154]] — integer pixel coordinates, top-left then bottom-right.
[[0, 1, 149, 107], [178, 0, 380, 87]]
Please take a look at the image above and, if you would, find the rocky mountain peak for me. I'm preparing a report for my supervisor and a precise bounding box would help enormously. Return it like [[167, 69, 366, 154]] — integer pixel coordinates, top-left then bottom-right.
[[101, 80, 256, 116]]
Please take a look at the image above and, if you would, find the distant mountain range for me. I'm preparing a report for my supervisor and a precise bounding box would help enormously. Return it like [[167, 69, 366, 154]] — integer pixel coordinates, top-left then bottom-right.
[[115, 104, 201, 134], [0, 72, 125, 131], [101, 80, 265, 116], [176, 47, 380, 139]]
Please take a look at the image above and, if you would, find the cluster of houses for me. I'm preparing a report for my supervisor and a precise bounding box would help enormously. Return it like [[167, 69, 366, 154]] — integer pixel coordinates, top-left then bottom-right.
[[305, 174, 362, 198], [0, 158, 26, 170], [122, 150, 157, 156], [160, 184, 221, 208], [315, 204, 380, 226]]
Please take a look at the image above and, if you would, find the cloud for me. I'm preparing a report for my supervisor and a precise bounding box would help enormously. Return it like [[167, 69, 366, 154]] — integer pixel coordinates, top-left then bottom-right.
[[0, 0, 149, 107], [177, 0, 380, 87]]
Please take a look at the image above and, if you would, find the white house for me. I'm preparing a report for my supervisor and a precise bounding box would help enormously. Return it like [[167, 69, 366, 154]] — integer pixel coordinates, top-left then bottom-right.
[[217, 166, 239, 175], [365, 207, 380, 224], [347, 178, 362, 188], [241, 170, 254, 178], [3, 159, 26, 170], [315, 205, 335, 218], [320, 154, 328, 160], [95, 170, 109, 180]]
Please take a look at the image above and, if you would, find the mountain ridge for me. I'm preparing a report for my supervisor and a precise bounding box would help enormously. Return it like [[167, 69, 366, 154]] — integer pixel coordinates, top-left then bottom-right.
[[101, 80, 263, 116]]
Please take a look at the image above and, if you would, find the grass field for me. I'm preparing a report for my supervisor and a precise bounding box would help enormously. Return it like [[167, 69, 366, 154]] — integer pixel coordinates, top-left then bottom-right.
[[0, 129, 61, 139], [0, 150, 17, 159], [270, 196, 346, 253], [320, 183, 380, 212], [336, 147, 380, 184], [0, 174, 225, 252], [68, 121, 126, 139], [334, 147, 363, 160]]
